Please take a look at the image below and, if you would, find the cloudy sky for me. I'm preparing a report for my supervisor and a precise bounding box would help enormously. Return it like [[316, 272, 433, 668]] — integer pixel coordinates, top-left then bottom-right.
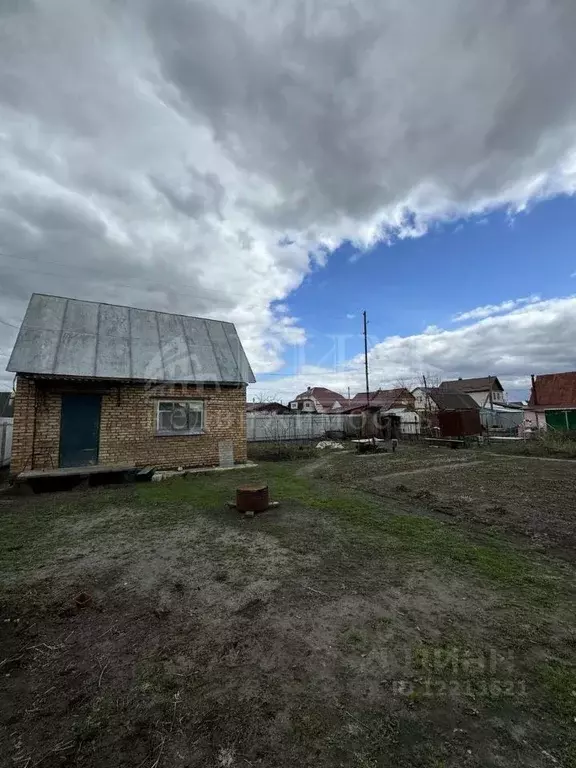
[[2, 0, 576, 399]]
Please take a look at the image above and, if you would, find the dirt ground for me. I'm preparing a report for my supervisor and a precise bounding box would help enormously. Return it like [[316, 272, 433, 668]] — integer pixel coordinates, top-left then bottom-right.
[[318, 444, 576, 555], [0, 456, 575, 767]]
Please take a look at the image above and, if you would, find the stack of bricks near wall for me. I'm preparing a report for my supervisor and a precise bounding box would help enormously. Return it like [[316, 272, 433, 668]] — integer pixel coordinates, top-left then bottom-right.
[[10, 376, 247, 473]]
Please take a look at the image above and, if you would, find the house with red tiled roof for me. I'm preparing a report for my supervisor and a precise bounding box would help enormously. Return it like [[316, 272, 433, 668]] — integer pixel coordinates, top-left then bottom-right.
[[525, 372, 576, 431], [288, 387, 348, 413]]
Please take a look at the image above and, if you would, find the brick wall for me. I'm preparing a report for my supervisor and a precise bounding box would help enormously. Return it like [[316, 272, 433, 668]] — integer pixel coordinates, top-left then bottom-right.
[[10, 376, 247, 474]]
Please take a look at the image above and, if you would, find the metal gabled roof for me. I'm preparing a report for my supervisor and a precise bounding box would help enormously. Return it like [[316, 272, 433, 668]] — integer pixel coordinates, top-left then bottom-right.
[[6, 294, 256, 384]]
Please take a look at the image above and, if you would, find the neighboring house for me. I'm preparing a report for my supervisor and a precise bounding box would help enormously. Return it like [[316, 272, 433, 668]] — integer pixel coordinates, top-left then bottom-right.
[[246, 402, 290, 414], [338, 388, 415, 439], [412, 388, 480, 436], [386, 407, 421, 435], [343, 388, 415, 413], [0, 392, 14, 418], [7, 293, 255, 475], [289, 387, 347, 413], [439, 376, 505, 407], [411, 387, 479, 413], [525, 371, 576, 432], [411, 386, 434, 412], [427, 389, 479, 412]]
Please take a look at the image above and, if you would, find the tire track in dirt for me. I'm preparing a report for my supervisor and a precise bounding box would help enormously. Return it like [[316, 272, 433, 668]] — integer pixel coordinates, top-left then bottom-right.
[[373, 459, 484, 481]]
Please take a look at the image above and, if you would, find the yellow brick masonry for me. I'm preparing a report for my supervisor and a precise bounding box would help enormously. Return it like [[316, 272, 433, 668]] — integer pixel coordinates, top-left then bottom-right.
[[10, 376, 247, 474]]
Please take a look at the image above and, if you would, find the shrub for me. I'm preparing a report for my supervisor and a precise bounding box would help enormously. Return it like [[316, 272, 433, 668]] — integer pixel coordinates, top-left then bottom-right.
[[247, 442, 319, 462]]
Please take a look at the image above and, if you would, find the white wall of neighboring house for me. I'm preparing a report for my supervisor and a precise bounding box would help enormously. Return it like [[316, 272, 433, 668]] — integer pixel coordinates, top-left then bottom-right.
[[523, 409, 547, 432], [387, 408, 421, 434], [466, 390, 489, 407], [289, 397, 318, 412], [411, 387, 437, 411], [468, 389, 506, 407], [289, 393, 345, 413], [298, 396, 344, 413]]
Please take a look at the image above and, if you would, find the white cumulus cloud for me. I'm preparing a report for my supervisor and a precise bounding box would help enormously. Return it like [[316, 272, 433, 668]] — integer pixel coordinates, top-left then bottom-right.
[[250, 296, 576, 402], [2, 1, 576, 389], [451, 295, 542, 323]]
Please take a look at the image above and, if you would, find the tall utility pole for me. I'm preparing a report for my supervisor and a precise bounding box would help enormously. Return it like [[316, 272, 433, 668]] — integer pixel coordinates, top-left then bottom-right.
[[363, 310, 370, 409]]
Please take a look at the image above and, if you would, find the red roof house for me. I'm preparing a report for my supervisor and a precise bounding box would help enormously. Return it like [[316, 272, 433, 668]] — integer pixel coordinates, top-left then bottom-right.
[[526, 371, 576, 432], [528, 372, 576, 408], [289, 387, 348, 413]]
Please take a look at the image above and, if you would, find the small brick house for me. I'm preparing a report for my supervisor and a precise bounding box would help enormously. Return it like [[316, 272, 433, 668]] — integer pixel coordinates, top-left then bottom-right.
[[7, 294, 255, 475]]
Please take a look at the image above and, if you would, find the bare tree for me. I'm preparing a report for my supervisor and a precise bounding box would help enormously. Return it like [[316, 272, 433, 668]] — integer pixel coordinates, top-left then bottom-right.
[[394, 376, 417, 392], [419, 371, 442, 390], [250, 392, 284, 404]]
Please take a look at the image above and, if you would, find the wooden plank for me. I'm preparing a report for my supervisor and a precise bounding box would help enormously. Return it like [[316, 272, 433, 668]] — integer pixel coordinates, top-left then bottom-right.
[[18, 463, 135, 480]]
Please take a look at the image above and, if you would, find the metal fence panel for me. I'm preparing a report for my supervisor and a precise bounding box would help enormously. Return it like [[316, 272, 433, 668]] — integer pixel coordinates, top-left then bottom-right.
[[246, 414, 350, 442], [246, 413, 424, 441], [0, 418, 13, 467], [480, 408, 523, 431]]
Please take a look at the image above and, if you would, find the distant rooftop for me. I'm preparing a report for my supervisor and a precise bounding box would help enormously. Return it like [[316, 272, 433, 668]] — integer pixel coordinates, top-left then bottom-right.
[[7, 294, 255, 384], [292, 387, 346, 407], [440, 376, 503, 393], [529, 372, 576, 408], [428, 389, 479, 411]]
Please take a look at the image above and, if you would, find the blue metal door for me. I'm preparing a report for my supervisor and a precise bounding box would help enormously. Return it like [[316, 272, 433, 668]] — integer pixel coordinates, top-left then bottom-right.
[[59, 394, 101, 467]]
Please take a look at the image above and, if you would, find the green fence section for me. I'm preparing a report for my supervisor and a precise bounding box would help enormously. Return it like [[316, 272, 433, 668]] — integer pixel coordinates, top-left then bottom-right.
[[545, 409, 576, 431]]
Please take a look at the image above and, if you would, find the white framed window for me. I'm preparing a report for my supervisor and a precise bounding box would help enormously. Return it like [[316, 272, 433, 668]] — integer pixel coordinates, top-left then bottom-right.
[[290, 401, 299, 410], [156, 400, 204, 435]]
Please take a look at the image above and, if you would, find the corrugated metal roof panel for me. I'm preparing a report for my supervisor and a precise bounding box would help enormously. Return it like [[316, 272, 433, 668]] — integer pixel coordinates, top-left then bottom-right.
[[54, 331, 97, 376], [181, 316, 221, 381], [8, 328, 59, 374], [7, 294, 255, 384], [157, 313, 193, 381], [206, 321, 240, 381]]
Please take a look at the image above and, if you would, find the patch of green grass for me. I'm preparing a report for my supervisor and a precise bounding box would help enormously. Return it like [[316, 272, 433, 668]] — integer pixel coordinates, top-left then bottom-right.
[[339, 627, 372, 654], [1, 461, 574, 612], [485, 433, 576, 459], [0, 493, 114, 577], [310, 487, 571, 603], [536, 660, 576, 719], [247, 442, 320, 462]]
